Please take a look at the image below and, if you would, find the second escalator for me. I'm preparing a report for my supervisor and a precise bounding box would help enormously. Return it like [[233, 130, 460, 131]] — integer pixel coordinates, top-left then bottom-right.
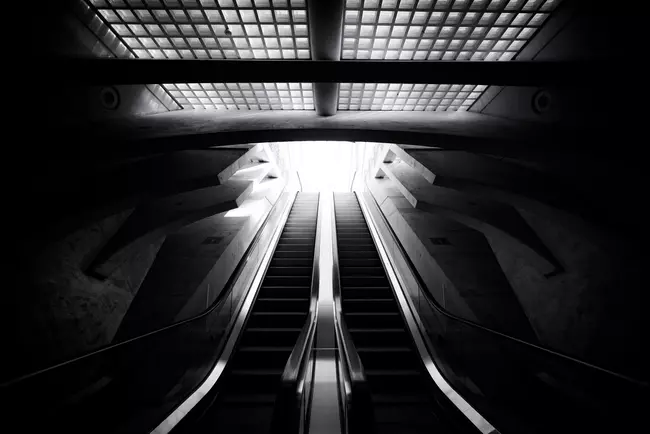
[[334, 192, 474, 434]]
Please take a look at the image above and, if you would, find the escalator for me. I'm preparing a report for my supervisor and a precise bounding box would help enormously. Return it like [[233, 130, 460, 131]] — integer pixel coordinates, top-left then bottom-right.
[[334, 192, 471, 434], [182, 192, 319, 433]]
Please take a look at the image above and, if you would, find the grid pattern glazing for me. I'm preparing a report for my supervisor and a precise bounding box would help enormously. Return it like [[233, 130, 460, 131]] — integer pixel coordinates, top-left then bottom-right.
[[342, 0, 562, 60], [87, 0, 310, 60], [338, 83, 486, 110], [163, 82, 314, 109]]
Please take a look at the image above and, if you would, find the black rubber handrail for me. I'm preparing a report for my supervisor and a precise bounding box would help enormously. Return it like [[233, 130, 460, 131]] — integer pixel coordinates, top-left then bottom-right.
[[2, 189, 291, 388], [361, 191, 648, 388]]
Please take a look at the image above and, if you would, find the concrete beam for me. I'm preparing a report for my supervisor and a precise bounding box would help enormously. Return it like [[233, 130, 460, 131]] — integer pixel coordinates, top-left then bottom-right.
[[308, 0, 345, 116], [388, 144, 619, 234], [50, 58, 612, 86], [381, 160, 561, 275]]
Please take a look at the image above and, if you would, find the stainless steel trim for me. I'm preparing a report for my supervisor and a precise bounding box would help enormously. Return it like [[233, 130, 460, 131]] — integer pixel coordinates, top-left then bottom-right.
[[356, 192, 497, 434], [308, 192, 343, 434], [151, 191, 298, 434]]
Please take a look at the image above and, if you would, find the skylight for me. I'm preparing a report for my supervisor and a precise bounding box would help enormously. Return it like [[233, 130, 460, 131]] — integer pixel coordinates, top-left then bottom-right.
[[339, 83, 486, 111], [162, 82, 314, 109], [342, 0, 562, 60], [87, 0, 310, 60]]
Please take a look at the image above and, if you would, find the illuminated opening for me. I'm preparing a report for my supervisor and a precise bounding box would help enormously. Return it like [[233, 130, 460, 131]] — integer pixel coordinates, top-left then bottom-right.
[[283, 141, 381, 192]]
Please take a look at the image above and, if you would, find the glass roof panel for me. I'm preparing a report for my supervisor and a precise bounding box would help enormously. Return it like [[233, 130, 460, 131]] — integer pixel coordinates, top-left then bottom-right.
[[342, 0, 562, 60], [86, 0, 311, 60], [338, 82, 486, 111], [163, 82, 314, 110]]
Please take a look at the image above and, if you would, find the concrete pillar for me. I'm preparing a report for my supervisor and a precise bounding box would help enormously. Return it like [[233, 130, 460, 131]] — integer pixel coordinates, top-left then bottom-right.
[[308, 0, 344, 116]]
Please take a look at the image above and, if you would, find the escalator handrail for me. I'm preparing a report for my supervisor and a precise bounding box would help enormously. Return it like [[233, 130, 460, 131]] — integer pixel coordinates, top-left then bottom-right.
[[331, 195, 367, 386], [280, 193, 321, 386], [361, 191, 647, 388], [2, 189, 293, 388]]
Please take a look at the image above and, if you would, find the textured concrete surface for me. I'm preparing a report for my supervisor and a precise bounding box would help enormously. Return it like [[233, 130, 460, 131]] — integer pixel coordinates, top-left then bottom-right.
[[8, 210, 163, 379], [366, 177, 536, 340], [487, 206, 647, 377], [381, 159, 560, 275]]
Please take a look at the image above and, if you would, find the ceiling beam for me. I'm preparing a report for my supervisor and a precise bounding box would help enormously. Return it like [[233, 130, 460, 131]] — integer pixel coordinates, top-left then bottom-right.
[[52, 58, 607, 86], [308, 0, 345, 116]]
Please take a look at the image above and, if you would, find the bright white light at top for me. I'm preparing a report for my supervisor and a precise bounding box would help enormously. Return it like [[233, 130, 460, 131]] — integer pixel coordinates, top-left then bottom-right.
[[283, 141, 380, 192]]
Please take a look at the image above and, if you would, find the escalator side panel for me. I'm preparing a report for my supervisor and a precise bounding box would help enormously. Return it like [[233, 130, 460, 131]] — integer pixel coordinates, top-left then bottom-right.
[[186, 193, 319, 434]]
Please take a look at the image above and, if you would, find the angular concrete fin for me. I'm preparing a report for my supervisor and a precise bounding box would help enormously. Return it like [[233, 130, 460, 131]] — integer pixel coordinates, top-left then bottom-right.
[[87, 180, 254, 278], [217, 144, 268, 184], [382, 160, 562, 275]]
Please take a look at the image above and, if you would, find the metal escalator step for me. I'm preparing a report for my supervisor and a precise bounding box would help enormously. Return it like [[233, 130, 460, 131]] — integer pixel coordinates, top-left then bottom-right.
[[347, 328, 408, 346], [364, 370, 426, 395], [247, 311, 308, 328], [275, 244, 315, 252], [340, 258, 382, 267], [266, 266, 312, 276], [357, 348, 418, 370], [338, 250, 380, 259], [263, 275, 312, 287], [241, 328, 302, 347], [342, 299, 398, 312], [336, 238, 374, 246], [258, 286, 311, 298], [340, 266, 386, 276], [344, 312, 403, 328], [342, 287, 394, 299], [273, 251, 314, 259], [278, 237, 315, 243], [340, 276, 390, 287], [233, 347, 293, 370], [225, 369, 284, 394], [271, 258, 313, 267], [254, 298, 310, 312]]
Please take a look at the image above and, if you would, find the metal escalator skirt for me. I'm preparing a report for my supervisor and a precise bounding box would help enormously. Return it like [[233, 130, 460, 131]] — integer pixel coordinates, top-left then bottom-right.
[[151, 192, 297, 434]]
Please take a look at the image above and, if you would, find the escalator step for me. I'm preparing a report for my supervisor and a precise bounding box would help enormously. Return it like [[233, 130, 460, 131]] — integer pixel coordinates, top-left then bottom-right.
[[340, 276, 390, 287], [343, 299, 398, 312], [340, 267, 385, 276], [233, 347, 293, 369], [266, 266, 312, 276], [254, 298, 310, 312], [263, 275, 312, 287], [342, 287, 394, 299], [275, 244, 315, 252], [241, 328, 303, 347], [344, 312, 403, 328], [247, 312, 308, 328], [258, 286, 312, 298], [339, 258, 382, 267], [347, 328, 409, 346], [271, 258, 313, 267], [273, 251, 315, 259], [339, 250, 380, 259]]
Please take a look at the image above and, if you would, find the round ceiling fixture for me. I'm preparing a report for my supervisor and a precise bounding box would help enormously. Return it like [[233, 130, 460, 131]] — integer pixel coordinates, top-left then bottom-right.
[[532, 89, 552, 114], [100, 86, 120, 110]]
